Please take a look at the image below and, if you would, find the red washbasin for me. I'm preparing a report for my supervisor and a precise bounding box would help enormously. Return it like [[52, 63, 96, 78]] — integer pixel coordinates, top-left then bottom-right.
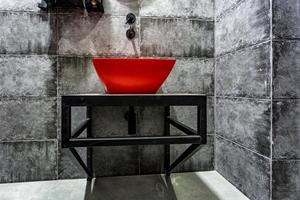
[[92, 57, 176, 94]]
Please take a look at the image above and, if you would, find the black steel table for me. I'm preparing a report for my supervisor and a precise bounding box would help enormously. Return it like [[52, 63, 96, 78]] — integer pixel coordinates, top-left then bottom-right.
[[61, 94, 207, 180]]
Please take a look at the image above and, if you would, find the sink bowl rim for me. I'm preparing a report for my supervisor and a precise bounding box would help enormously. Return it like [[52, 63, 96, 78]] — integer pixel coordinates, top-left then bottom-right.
[[92, 57, 176, 61]]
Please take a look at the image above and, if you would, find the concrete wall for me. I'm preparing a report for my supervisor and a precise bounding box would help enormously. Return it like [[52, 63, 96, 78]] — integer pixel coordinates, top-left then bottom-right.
[[272, 0, 300, 199], [215, 0, 272, 199], [215, 0, 300, 199], [0, 0, 215, 183]]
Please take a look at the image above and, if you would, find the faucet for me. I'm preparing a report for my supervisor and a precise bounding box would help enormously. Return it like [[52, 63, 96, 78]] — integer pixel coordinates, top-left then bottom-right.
[[126, 13, 136, 40]]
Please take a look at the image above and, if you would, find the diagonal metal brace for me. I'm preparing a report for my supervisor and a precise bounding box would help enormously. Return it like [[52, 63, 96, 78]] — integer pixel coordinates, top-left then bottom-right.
[[72, 119, 90, 138], [166, 117, 197, 135], [69, 148, 92, 178], [166, 144, 203, 174]]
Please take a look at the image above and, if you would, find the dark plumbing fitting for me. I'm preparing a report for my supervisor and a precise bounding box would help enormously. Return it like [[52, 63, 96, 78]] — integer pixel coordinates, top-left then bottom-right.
[[125, 13, 136, 40], [38, 0, 104, 13], [85, 0, 104, 13]]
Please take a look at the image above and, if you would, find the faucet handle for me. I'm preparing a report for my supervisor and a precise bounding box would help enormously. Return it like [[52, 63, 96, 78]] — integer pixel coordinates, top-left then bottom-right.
[[126, 13, 136, 25], [126, 28, 136, 40]]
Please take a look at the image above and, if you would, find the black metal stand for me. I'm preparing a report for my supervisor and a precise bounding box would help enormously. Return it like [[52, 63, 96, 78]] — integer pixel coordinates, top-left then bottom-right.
[[61, 94, 207, 180]]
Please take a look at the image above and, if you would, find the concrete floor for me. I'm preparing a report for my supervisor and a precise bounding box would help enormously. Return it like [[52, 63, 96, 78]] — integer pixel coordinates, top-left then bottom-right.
[[0, 171, 249, 200]]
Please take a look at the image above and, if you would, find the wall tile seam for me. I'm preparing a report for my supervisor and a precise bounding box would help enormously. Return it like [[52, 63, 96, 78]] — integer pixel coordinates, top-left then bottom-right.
[[140, 16, 214, 22], [0, 95, 58, 99], [55, 113, 59, 180], [0, 53, 58, 56], [55, 54, 215, 59], [56, 12, 134, 17], [215, 40, 271, 59], [0, 138, 58, 143], [215, 0, 246, 22], [213, 0, 217, 170], [216, 135, 272, 160], [0, 139, 58, 143], [55, 13, 214, 22], [0, 10, 56, 14], [215, 40, 271, 58], [0, 55, 58, 58], [269, 0, 273, 197], [56, 13, 129, 18], [54, 55, 216, 60], [55, 53, 59, 180], [272, 38, 300, 41], [215, 94, 271, 100], [272, 98, 300, 101], [0, 96, 58, 101], [216, 95, 272, 101], [272, 159, 300, 162], [0, 10, 215, 21]]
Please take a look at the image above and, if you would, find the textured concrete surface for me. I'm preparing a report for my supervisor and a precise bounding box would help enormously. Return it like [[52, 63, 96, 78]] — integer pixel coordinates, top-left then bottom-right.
[[0, 98, 57, 141], [273, 0, 300, 39], [137, 107, 165, 174], [215, 0, 270, 55], [57, 15, 139, 56], [57, 0, 139, 15], [273, 100, 300, 159], [0, 0, 41, 12], [216, 42, 271, 98], [58, 106, 87, 179], [0, 12, 56, 54], [141, 18, 214, 58], [58, 57, 104, 95], [102, 0, 139, 16], [0, 171, 249, 200], [92, 107, 139, 176], [0, 0, 215, 183], [273, 40, 300, 98], [272, 160, 300, 200], [215, 137, 270, 200], [162, 58, 214, 95], [171, 135, 214, 173], [138, 100, 215, 174], [0, 141, 57, 183], [216, 98, 271, 157], [215, 0, 242, 19], [140, 0, 214, 19], [170, 97, 215, 134], [0, 55, 57, 97]]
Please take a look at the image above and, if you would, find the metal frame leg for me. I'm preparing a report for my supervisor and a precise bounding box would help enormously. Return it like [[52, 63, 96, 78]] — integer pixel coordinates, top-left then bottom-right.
[[198, 99, 207, 144], [165, 103, 206, 174], [86, 106, 93, 181], [61, 95, 207, 179], [164, 106, 170, 176]]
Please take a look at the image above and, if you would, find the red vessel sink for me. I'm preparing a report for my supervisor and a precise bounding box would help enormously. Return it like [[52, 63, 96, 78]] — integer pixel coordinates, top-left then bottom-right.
[[92, 57, 176, 94]]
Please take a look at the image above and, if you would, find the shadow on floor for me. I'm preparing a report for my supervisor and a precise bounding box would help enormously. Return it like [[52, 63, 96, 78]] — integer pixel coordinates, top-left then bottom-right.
[[83, 173, 221, 200]]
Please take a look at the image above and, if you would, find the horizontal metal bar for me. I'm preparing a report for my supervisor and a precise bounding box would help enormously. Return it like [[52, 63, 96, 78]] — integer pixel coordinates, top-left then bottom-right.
[[166, 117, 197, 135], [62, 95, 206, 107], [72, 119, 90, 138], [65, 135, 201, 147]]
